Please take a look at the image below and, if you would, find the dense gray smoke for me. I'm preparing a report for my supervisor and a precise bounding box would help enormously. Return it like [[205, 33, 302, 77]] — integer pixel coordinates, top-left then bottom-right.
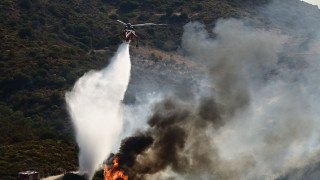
[[115, 19, 286, 180], [113, 2, 320, 178], [66, 43, 131, 179]]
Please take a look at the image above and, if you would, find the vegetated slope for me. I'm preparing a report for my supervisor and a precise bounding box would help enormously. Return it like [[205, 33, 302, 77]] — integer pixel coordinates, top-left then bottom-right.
[[0, 0, 317, 179], [0, 1, 115, 178], [0, 140, 78, 179]]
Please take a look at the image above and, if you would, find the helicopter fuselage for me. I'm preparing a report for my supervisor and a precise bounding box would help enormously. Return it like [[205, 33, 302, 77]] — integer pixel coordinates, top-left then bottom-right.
[[115, 20, 165, 47], [119, 29, 138, 42]]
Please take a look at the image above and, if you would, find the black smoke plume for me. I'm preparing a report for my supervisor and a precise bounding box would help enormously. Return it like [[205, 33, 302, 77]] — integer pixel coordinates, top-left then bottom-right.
[[114, 93, 251, 180]]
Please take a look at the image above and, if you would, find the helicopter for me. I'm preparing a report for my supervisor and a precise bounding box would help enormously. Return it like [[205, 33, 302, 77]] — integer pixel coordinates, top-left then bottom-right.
[[116, 20, 166, 47]]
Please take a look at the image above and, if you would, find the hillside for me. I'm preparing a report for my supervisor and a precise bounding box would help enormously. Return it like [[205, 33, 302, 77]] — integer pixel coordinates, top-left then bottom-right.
[[0, 0, 319, 179]]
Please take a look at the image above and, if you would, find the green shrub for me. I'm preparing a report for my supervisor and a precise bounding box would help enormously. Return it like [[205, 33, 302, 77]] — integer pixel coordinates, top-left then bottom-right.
[[64, 24, 75, 34], [7, 50, 15, 60], [63, 47, 76, 55], [124, 12, 137, 18], [76, 42, 89, 51], [172, 1, 184, 6], [166, 8, 173, 17], [40, 128, 57, 140], [19, 0, 32, 9], [48, 77, 67, 88], [110, 25, 118, 32], [31, 19, 40, 28], [109, 14, 118, 20], [142, 0, 159, 9], [51, 45, 61, 52], [28, 50, 37, 57], [147, 28, 154, 35], [150, 53, 156, 60], [74, 24, 90, 37], [8, 19, 17, 28], [47, 5, 61, 17], [118, 2, 139, 13], [193, 3, 203, 11], [13, 72, 33, 89], [0, 105, 13, 116], [50, 91, 63, 105], [79, 36, 90, 45], [180, 13, 188, 21], [18, 27, 33, 38], [137, 14, 149, 21], [61, 18, 67, 26]]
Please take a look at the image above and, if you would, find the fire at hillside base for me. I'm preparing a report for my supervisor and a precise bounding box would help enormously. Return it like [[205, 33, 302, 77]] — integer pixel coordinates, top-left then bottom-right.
[[103, 157, 128, 180]]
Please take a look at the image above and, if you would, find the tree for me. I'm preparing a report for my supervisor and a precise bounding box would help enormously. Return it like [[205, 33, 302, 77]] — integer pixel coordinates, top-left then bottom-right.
[[118, 2, 139, 13], [109, 14, 118, 20], [19, 0, 32, 9], [18, 27, 33, 38], [166, 8, 173, 17]]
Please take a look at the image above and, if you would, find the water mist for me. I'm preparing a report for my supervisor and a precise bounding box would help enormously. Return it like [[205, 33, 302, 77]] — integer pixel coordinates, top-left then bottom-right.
[[65, 43, 131, 179]]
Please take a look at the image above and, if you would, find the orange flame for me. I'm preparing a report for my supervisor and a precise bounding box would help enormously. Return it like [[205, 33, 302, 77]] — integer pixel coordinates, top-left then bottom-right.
[[104, 156, 128, 180]]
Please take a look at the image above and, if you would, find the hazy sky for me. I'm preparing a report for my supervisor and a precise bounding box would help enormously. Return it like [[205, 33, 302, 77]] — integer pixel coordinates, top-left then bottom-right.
[[301, 0, 320, 8]]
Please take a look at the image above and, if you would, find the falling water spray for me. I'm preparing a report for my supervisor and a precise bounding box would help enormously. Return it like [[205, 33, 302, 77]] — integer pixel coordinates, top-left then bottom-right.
[[65, 43, 131, 179]]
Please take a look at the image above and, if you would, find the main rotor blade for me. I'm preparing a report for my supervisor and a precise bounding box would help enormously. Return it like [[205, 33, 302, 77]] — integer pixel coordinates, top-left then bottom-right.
[[132, 23, 167, 27], [116, 20, 127, 25]]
